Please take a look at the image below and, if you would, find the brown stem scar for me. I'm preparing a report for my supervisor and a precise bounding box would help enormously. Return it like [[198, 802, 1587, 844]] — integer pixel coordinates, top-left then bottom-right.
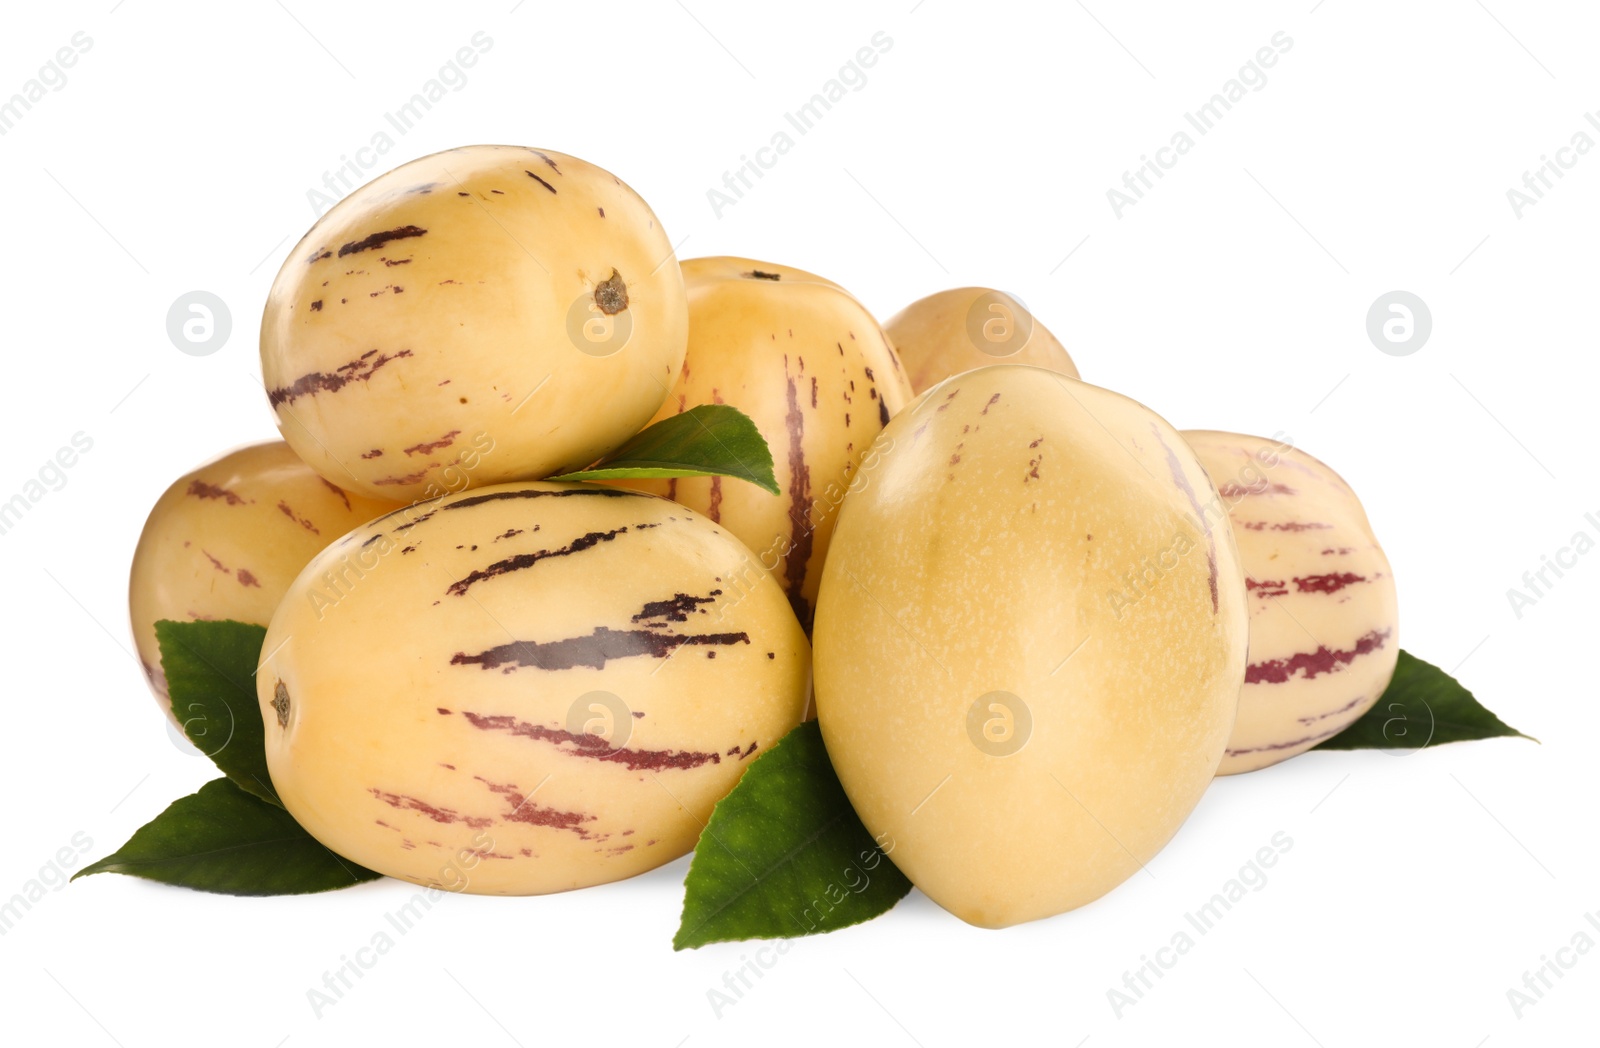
[[594, 269, 629, 315], [272, 681, 290, 728]]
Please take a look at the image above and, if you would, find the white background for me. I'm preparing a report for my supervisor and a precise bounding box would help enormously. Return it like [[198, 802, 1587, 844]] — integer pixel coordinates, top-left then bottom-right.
[[1, 1, 1594, 1045]]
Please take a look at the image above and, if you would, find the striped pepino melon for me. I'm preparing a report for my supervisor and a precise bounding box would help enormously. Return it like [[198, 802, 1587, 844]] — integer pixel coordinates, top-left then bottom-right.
[[1183, 430, 1399, 774], [609, 257, 913, 632], [257, 481, 810, 894], [130, 442, 402, 722], [259, 145, 688, 502]]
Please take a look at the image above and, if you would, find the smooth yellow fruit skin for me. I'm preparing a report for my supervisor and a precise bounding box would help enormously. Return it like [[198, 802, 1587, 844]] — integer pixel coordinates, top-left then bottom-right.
[[258, 482, 810, 895], [1183, 431, 1399, 775], [814, 366, 1246, 928], [884, 287, 1079, 395], [260, 145, 688, 502], [612, 257, 913, 631], [129, 442, 400, 722]]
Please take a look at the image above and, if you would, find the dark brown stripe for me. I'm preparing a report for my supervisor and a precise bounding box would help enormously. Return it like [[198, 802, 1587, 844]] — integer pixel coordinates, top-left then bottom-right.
[[782, 361, 814, 629], [632, 591, 720, 623], [369, 789, 491, 828], [446, 528, 629, 596], [372, 467, 435, 487], [338, 225, 427, 258], [268, 349, 413, 408], [441, 487, 630, 511], [390, 508, 439, 533], [452, 625, 750, 673], [458, 711, 728, 772], [404, 430, 461, 457], [186, 480, 247, 505], [475, 777, 596, 836], [367, 501, 438, 530], [319, 477, 352, 510], [277, 500, 319, 534]]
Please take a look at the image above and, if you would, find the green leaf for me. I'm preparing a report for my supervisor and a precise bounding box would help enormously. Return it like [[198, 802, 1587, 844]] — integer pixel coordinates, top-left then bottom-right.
[[552, 404, 780, 495], [674, 721, 911, 950], [1317, 649, 1536, 751], [157, 619, 280, 807], [74, 778, 382, 895]]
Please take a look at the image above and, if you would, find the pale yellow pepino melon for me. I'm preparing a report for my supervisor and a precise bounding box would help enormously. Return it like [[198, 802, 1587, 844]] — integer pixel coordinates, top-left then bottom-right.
[[129, 442, 401, 721], [813, 365, 1246, 928], [611, 257, 913, 631], [260, 145, 688, 502], [1182, 431, 1399, 774], [884, 287, 1079, 395], [258, 481, 810, 895]]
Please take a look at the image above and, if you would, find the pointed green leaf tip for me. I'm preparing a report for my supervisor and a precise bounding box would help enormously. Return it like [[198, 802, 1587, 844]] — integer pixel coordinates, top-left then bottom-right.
[[156, 619, 280, 807], [674, 721, 912, 950], [552, 403, 780, 495], [75, 779, 382, 895], [1318, 649, 1535, 751]]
